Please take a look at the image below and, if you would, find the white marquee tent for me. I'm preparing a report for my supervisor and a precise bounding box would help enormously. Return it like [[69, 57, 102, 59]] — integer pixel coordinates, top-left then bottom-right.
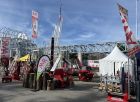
[[99, 46, 133, 76]]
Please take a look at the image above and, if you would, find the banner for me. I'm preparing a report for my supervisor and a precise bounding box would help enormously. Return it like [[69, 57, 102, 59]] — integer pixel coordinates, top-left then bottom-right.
[[118, 4, 140, 57], [0, 37, 11, 58], [118, 4, 128, 22], [32, 10, 38, 38], [37, 55, 50, 80]]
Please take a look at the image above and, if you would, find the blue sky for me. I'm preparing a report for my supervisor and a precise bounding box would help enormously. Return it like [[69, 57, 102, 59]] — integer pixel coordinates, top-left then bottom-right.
[[0, 0, 139, 47]]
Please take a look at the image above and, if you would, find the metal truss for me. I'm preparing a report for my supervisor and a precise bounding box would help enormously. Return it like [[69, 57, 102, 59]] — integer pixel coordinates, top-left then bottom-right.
[[0, 27, 37, 57], [46, 41, 127, 53], [0, 27, 127, 54], [0, 27, 24, 38]]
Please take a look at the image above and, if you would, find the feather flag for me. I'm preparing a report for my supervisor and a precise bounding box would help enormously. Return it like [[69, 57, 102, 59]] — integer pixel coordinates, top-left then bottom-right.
[[118, 4, 140, 57], [32, 10, 38, 39], [36, 55, 50, 80], [118, 4, 128, 22]]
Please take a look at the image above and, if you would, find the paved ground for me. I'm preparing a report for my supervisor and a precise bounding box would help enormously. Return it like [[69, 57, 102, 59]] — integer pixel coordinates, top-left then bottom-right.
[[0, 79, 107, 102]]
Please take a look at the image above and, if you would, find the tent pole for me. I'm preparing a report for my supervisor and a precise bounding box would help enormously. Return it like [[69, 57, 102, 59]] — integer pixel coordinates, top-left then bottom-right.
[[128, 58, 130, 100], [114, 62, 115, 76]]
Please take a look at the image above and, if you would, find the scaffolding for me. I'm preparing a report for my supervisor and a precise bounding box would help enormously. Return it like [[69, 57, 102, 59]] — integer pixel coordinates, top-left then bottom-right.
[[0, 27, 37, 58]]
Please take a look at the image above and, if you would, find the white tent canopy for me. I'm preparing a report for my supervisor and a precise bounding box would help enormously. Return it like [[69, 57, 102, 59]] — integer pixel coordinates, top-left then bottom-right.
[[99, 46, 133, 76]]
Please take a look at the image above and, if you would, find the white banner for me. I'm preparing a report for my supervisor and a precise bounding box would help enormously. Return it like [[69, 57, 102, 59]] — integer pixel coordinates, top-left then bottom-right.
[[37, 55, 50, 80], [32, 10, 38, 38]]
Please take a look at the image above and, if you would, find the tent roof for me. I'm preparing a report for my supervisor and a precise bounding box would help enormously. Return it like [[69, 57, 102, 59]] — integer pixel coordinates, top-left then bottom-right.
[[100, 46, 128, 62], [19, 54, 30, 61]]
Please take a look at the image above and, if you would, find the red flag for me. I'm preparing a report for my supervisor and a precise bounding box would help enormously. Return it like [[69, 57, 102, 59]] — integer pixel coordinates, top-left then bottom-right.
[[1, 37, 11, 58], [118, 4, 140, 57], [32, 10, 38, 39]]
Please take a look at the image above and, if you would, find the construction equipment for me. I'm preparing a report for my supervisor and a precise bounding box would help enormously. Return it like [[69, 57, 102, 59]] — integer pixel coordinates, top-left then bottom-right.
[[78, 66, 94, 81], [49, 53, 74, 88], [71, 57, 94, 81]]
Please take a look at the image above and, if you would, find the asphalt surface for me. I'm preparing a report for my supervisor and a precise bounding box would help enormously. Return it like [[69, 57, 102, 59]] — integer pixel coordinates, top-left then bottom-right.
[[0, 79, 107, 102]]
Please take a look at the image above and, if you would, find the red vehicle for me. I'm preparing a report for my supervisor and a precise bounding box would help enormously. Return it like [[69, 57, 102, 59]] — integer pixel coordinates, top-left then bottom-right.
[[78, 66, 94, 81]]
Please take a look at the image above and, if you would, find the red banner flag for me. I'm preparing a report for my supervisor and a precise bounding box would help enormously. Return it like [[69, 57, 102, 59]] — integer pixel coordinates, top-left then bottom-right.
[[32, 10, 38, 38], [118, 4, 140, 57], [0, 37, 11, 58]]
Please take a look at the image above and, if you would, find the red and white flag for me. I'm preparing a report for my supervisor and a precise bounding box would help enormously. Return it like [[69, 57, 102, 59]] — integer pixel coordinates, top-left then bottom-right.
[[118, 4, 140, 57], [118, 4, 128, 22], [32, 10, 38, 38]]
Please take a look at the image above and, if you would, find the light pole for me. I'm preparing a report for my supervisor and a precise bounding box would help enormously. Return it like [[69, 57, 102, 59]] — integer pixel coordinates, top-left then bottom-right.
[[136, 0, 138, 39], [135, 0, 140, 102]]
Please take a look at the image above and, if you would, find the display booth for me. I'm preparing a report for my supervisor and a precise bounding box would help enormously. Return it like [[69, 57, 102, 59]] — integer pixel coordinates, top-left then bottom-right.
[[99, 46, 134, 102], [99, 46, 133, 76]]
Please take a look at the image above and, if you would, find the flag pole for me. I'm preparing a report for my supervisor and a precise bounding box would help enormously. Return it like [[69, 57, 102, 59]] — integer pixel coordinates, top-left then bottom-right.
[[128, 58, 130, 100], [136, 0, 138, 39], [136, 0, 140, 101]]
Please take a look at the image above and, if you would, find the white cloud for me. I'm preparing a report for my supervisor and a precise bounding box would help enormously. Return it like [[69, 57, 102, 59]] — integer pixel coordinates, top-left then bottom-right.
[[80, 33, 95, 39]]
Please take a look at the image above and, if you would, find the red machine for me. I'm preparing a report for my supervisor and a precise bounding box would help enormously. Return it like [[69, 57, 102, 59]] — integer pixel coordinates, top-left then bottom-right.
[[78, 66, 94, 81], [71, 57, 94, 81], [107, 92, 128, 102], [53, 68, 73, 88]]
